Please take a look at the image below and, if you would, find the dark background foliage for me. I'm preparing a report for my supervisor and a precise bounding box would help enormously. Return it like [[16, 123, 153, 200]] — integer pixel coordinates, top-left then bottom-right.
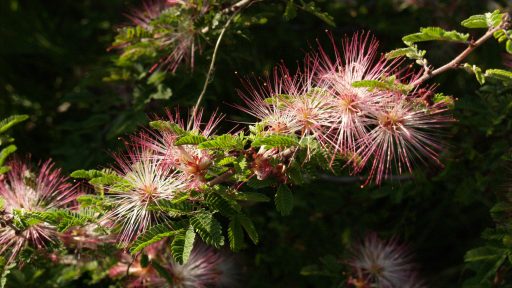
[[1, 0, 512, 286]]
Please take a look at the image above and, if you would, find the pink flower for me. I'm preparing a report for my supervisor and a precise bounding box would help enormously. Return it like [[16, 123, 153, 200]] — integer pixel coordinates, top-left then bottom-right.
[[109, 241, 238, 288], [169, 242, 237, 288], [126, 0, 171, 29], [237, 61, 333, 154], [354, 92, 450, 184], [109, 241, 168, 287], [102, 147, 190, 243], [121, 0, 206, 72], [0, 159, 80, 261], [348, 234, 419, 288], [315, 32, 401, 156], [138, 109, 223, 189]]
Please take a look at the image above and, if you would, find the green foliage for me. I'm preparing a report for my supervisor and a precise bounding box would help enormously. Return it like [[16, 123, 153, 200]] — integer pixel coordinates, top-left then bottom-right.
[[198, 134, 246, 150], [233, 191, 271, 202], [485, 69, 512, 82], [461, 10, 505, 29], [129, 222, 184, 254], [0, 115, 28, 173], [402, 27, 469, 45], [275, 184, 294, 216], [385, 46, 426, 60], [0, 115, 28, 134], [296, 1, 335, 27], [25, 209, 97, 232], [149, 199, 195, 217], [351, 76, 414, 94], [205, 189, 241, 217], [463, 63, 486, 85], [174, 134, 207, 145], [169, 225, 196, 264], [149, 121, 186, 135], [252, 134, 299, 148], [228, 216, 244, 251], [190, 211, 224, 248]]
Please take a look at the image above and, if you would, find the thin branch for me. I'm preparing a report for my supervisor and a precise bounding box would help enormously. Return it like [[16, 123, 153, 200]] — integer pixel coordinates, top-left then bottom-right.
[[188, 14, 236, 130], [188, 1, 259, 130], [208, 168, 236, 186], [411, 15, 510, 87]]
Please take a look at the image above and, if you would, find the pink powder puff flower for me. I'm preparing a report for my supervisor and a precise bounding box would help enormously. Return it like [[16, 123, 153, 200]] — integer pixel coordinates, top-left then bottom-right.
[[138, 109, 223, 189], [59, 222, 116, 250], [348, 234, 418, 288], [109, 241, 168, 287], [237, 61, 333, 149], [315, 33, 401, 156], [354, 92, 450, 184], [102, 147, 190, 243], [126, 0, 171, 29], [0, 159, 80, 261], [169, 242, 237, 288], [122, 0, 206, 73]]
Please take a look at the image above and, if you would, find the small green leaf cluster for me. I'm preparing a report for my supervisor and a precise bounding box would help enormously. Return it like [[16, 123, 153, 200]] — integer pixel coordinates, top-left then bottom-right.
[[0, 115, 28, 174]]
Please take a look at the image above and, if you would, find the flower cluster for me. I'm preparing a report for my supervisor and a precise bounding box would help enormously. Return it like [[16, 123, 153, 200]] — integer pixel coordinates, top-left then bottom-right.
[[347, 234, 425, 288], [0, 159, 80, 261], [238, 33, 452, 184], [116, 0, 209, 72], [109, 241, 237, 288]]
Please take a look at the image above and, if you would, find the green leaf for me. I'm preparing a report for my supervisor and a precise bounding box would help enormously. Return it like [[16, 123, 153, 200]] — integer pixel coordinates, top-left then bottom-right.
[[0, 261, 15, 288], [149, 121, 186, 135], [190, 211, 224, 248], [198, 134, 246, 150], [0, 115, 28, 134], [485, 69, 512, 82], [402, 27, 468, 45], [275, 184, 294, 216], [70, 169, 106, 180], [205, 191, 241, 217], [228, 216, 244, 252], [234, 191, 271, 202], [0, 145, 16, 167], [170, 226, 196, 264], [0, 167, 10, 175], [385, 46, 426, 60], [506, 40, 512, 54], [239, 214, 259, 244], [174, 134, 207, 146], [352, 76, 414, 93], [0, 197, 4, 210], [26, 208, 96, 232], [283, 0, 297, 21], [130, 222, 181, 254], [217, 156, 237, 166], [148, 84, 172, 102], [463, 63, 485, 85], [252, 134, 298, 148], [298, 1, 335, 27], [465, 246, 507, 262], [461, 10, 504, 29], [149, 199, 195, 217], [433, 93, 455, 109]]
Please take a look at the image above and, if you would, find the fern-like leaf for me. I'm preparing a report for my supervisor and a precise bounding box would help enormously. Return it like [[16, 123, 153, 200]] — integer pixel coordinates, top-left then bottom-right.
[[190, 211, 224, 248]]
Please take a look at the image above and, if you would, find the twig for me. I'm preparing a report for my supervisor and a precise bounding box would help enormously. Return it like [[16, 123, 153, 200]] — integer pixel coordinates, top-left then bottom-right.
[[411, 14, 510, 87], [188, 1, 259, 130], [208, 168, 236, 186]]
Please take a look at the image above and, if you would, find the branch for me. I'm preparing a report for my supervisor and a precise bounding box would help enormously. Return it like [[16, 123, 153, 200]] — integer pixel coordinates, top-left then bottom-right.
[[188, 0, 258, 130], [208, 168, 236, 186], [411, 15, 510, 87], [188, 15, 236, 130]]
